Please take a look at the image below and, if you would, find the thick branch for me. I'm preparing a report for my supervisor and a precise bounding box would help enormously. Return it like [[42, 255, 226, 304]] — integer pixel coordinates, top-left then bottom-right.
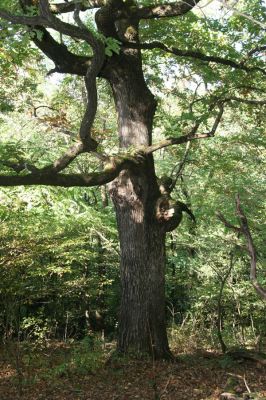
[[33, 27, 90, 76], [216, 213, 241, 233], [230, 85, 266, 95], [33, 105, 57, 117], [0, 7, 99, 46], [0, 156, 133, 187], [18, 0, 199, 19], [125, 41, 266, 75], [247, 45, 266, 57], [3, 94, 260, 185], [135, 0, 201, 19], [145, 133, 208, 153], [76, 18, 105, 147], [0, 150, 151, 187], [0, 171, 117, 187], [40, 141, 85, 173], [1, 142, 85, 175], [0, 5, 99, 77], [1, 2, 105, 145], [223, 96, 266, 106], [16, 0, 90, 75], [1, 160, 39, 174], [50, 0, 105, 14]]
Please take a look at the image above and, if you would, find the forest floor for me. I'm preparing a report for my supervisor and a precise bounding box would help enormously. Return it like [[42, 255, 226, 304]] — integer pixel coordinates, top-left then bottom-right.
[[0, 342, 265, 400]]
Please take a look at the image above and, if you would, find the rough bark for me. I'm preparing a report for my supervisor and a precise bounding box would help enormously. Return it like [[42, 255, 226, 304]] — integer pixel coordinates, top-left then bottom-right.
[[107, 60, 171, 357], [95, 4, 172, 358], [109, 168, 172, 358]]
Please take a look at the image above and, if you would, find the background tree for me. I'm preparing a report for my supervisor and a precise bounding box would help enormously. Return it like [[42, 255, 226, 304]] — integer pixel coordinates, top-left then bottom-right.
[[0, 0, 265, 359]]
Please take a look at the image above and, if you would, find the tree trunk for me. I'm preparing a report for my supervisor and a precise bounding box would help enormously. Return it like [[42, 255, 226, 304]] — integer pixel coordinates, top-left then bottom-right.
[[106, 59, 172, 358], [110, 169, 172, 358], [96, 5, 172, 359]]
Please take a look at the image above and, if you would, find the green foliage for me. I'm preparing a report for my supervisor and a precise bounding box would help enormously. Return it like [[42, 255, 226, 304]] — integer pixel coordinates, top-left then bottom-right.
[[0, 0, 265, 355], [51, 337, 105, 377], [104, 37, 121, 57]]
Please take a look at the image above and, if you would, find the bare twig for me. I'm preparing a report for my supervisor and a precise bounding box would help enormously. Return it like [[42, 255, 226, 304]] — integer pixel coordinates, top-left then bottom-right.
[[218, 0, 266, 30]]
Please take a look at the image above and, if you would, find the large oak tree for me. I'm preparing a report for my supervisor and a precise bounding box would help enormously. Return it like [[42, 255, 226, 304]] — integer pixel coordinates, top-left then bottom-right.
[[0, 0, 265, 359]]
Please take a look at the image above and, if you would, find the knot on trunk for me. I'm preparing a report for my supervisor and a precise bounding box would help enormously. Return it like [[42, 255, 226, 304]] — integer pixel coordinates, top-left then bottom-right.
[[155, 175, 196, 231], [155, 196, 182, 231], [155, 196, 195, 232]]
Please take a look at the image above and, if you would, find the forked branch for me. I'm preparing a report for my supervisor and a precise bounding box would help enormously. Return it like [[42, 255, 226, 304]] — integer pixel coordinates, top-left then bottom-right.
[[1, 0, 105, 152], [0, 105, 220, 187], [146, 103, 224, 154], [0, 155, 127, 187], [51, 0, 202, 19]]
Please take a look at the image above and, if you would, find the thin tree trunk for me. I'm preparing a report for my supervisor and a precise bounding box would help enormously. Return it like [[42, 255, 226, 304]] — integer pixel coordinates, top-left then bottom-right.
[[216, 252, 234, 353]]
